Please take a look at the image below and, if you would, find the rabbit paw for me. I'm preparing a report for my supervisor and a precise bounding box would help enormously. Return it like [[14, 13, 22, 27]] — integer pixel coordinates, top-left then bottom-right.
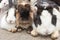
[[8, 28, 17, 33], [51, 31, 59, 39], [31, 30, 38, 37], [17, 29, 22, 32]]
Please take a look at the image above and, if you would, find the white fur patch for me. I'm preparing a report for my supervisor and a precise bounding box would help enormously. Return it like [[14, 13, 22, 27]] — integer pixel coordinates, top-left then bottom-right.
[[0, 7, 16, 31], [32, 10, 56, 35]]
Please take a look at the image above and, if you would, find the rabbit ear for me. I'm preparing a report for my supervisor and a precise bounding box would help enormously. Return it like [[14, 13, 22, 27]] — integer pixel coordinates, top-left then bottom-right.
[[46, 7, 53, 15], [55, 6, 59, 11], [0, 0, 2, 2], [9, 0, 13, 8]]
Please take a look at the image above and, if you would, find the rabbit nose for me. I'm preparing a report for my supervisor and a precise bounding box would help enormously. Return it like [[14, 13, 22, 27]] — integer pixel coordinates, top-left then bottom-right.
[[45, 32, 48, 35], [45, 31, 51, 35], [45, 31, 49, 35], [10, 20, 12, 23]]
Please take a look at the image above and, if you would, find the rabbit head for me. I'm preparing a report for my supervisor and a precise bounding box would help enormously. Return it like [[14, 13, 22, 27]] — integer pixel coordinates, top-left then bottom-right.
[[6, 7, 16, 24], [15, 1, 37, 28], [0, 0, 9, 8]]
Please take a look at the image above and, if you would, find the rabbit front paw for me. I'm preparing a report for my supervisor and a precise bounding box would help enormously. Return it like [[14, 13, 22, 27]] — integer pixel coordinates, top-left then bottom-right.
[[8, 28, 17, 33], [31, 30, 38, 37], [51, 31, 59, 39]]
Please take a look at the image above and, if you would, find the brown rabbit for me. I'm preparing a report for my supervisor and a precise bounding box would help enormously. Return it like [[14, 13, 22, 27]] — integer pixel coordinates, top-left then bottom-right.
[[15, 1, 37, 33]]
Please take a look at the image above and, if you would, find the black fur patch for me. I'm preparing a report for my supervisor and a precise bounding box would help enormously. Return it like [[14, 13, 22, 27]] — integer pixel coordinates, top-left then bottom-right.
[[35, 4, 44, 16], [46, 6, 53, 15], [28, 0, 30, 1], [26, 26, 33, 32], [34, 6, 42, 27], [37, 6, 43, 16], [51, 0, 60, 6], [34, 15, 42, 27], [9, 0, 13, 7], [0, 0, 2, 3], [55, 6, 59, 11], [51, 15, 57, 26]]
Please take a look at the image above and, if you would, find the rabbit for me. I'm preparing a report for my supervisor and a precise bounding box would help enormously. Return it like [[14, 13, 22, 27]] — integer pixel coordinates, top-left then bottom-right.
[[30, 0, 60, 39], [0, 7, 17, 33], [15, 1, 37, 33], [31, 6, 60, 39]]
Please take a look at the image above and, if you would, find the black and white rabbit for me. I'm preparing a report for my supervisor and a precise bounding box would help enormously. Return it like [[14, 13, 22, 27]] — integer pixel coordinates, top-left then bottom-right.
[[31, 7, 60, 39], [0, 7, 17, 32], [30, 0, 60, 39]]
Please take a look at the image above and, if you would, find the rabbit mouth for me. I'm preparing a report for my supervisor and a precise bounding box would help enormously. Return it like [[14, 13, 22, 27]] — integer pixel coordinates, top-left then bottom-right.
[[5, 17, 15, 24]]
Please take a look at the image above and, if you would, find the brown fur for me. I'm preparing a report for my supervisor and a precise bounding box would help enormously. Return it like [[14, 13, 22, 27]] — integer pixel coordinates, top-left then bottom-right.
[[15, 1, 38, 33], [15, 1, 34, 29], [16, 10, 20, 27], [16, 9, 33, 28]]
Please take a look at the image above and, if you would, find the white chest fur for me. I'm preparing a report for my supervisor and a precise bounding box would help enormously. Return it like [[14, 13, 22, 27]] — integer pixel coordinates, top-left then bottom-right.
[[36, 10, 55, 35]]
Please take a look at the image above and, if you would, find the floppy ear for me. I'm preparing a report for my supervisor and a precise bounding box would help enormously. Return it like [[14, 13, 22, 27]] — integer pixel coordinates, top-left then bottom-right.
[[55, 6, 59, 11], [46, 7, 53, 15], [9, 0, 13, 8]]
